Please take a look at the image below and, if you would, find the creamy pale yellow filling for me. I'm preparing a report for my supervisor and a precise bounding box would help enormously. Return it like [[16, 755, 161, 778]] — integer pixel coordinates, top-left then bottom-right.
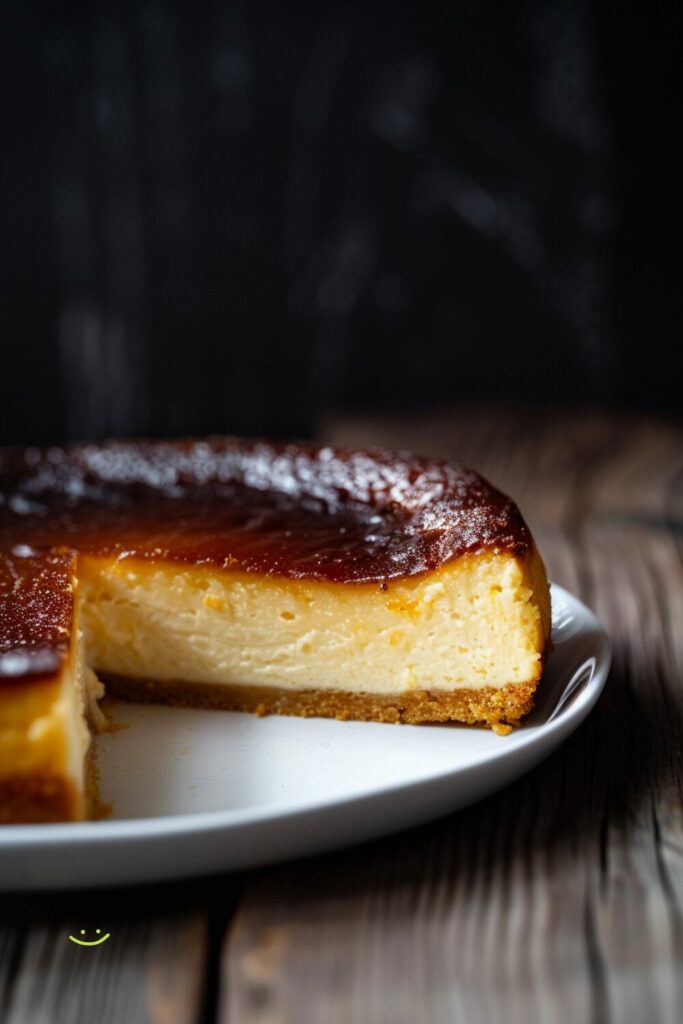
[[0, 548, 549, 787], [0, 571, 110, 789], [0, 621, 93, 801], [78, 549, 549, 697], [0, 676, 70, 777]]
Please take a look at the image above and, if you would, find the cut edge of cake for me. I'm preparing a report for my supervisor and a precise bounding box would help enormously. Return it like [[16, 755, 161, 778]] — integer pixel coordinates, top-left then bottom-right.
[[79, 543, 550, 733], [0, 541, 550, 822], [0, 588, 104, 824]]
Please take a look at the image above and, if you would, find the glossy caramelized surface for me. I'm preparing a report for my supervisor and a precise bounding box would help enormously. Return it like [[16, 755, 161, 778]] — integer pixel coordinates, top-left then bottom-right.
[[0, 548, 75, 679], [0, 438, 532, 680]]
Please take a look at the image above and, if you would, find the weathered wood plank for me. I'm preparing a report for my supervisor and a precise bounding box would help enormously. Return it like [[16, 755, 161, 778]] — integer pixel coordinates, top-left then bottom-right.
[[222, 412, 683, 1024], [5, 917, 206, 1024], [0, 883, 212, 1024]]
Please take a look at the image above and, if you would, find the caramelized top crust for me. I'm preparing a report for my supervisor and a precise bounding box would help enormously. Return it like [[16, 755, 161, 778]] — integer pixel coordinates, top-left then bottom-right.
[[1, 437, 531, 578], [0, 547, 75, 679], [0, 438, 532, 680]]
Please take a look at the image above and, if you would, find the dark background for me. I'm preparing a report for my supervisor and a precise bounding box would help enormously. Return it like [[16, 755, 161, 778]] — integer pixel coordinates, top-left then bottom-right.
[[1, 1, 680, 446]]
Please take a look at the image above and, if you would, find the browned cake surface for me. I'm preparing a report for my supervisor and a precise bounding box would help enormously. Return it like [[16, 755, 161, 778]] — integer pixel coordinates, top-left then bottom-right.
[[0, 547, 75, 681], [0, 438, 534, 685]]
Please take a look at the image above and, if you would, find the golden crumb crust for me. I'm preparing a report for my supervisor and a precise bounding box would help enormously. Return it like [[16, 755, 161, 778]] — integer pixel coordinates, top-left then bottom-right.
[[0, 747, 99, 824], [103, 674, 541, 732], [0, 775, 81, 824]]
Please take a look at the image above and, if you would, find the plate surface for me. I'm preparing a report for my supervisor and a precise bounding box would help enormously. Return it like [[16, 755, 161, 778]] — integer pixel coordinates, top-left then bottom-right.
[[0, 584, 610, 890]]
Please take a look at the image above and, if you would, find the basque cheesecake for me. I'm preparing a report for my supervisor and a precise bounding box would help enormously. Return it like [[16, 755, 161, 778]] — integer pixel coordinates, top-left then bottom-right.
[[0, 438, 550, 823]]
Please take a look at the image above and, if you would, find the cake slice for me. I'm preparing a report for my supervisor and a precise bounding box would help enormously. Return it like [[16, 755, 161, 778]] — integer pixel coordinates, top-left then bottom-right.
[[0, 439, 551, 822], [79, 545, 548, 728], [0, 548, 103, 822]]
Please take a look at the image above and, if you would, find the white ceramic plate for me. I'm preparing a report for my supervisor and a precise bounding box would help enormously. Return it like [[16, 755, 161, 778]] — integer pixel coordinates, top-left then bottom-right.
[[0, 584, 609, 890]]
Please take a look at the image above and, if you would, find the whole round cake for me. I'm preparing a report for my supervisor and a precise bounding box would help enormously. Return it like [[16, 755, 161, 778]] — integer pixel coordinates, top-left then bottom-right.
[[0, 438, 550, 822]]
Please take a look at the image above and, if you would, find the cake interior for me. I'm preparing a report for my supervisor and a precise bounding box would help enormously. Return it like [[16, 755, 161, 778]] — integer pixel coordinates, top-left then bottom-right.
[[80, 548, 548, 703], [0, 605, 102, 823], [0, 543, 549, 822]]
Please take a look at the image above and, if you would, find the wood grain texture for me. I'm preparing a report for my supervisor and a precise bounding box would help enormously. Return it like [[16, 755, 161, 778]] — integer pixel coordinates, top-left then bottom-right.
[[222, 410, 683, 1024], [0, 883, 215, 1024], [3, 918, 206, 1024]]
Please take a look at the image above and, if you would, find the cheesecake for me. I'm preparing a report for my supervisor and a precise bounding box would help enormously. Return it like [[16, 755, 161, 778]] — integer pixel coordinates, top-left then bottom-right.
[[0, 439, 550, 822]]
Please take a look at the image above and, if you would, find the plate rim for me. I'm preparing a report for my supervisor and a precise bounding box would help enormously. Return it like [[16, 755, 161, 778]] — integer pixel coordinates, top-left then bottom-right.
[[0, 582, 611, 851]]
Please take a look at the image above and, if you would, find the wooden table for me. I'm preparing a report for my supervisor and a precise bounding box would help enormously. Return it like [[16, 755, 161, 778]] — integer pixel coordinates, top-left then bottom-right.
[[1, 410, 681, 1024]]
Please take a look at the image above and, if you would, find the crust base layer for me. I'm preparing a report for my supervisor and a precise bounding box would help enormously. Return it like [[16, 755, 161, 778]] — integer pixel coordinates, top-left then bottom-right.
[[0, 775, 81, 824], [103, 675, 539, 731], [0, 747, 99, 824]]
